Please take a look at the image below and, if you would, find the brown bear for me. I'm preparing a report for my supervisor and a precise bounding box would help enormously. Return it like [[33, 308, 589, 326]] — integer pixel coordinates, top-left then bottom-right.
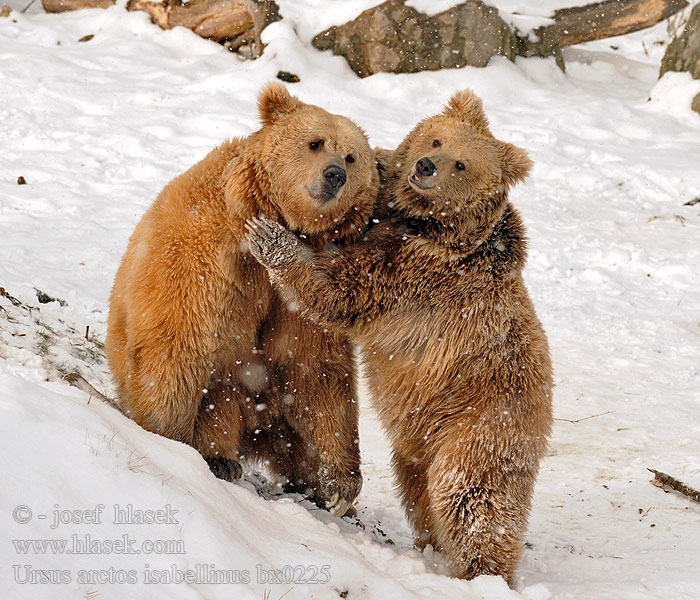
[[245, 90, 553, 583], [106, 83, 379, 517]]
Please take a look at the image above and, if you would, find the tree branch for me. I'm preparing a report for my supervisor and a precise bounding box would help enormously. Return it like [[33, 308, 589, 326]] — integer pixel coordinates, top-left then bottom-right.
[[648, 468, 700, 504]]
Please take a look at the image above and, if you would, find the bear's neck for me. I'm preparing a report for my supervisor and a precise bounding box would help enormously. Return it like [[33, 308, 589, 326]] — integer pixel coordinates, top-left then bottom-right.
[[404, 199, 527, 270], [303, 198, 375, 249], [403, 192, 507, 250], [221, 144, 287, 234]]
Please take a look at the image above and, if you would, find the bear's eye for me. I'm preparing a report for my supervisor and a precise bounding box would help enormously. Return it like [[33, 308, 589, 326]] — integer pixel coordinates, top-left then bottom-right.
[[432, 139, 441, 148], [455, 161, 466, 171], [309, 139, 324, 151], [345, 154, 355, 164]]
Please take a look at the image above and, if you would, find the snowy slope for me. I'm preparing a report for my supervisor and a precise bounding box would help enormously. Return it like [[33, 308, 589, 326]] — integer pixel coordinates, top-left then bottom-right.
[[1, 3, 700, 599]]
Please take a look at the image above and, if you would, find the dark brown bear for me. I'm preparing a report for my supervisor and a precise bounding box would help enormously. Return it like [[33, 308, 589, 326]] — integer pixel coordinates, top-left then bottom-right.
[[107, 84, 380, 516], [245, 89, 553, 583]]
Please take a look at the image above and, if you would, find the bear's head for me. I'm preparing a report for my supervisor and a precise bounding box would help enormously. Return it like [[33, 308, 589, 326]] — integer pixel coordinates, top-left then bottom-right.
[[227, 83, 378, 247], [389, 89, 532, 232]]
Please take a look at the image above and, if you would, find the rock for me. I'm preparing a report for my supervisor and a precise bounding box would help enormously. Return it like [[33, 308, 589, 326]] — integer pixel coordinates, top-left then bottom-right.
[[312, 0, 522, 78], [517, 25, 564, 70], [660, 3, 700, 81], [660, 3, 700, 114], [692, 92, 700, 115], [276, 70, 300, 83], [35, 289, 68, 307]]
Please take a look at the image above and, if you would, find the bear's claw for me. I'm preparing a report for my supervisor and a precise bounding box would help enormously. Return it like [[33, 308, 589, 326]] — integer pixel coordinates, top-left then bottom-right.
[[326, 494, 355, 518], [245, 216, 301, 270], [318, 463, 362, 518]]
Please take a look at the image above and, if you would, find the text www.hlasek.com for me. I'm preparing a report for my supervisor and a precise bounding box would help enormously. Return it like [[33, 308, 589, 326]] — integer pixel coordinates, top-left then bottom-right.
[[12, 535, 185, 556]]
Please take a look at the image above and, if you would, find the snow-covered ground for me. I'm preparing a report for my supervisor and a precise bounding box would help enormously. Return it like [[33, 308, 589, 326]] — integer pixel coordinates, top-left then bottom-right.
[[2, 2, 700, 599]]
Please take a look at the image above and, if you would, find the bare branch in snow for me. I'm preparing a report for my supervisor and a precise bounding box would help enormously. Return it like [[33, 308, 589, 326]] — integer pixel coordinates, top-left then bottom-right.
[[648, 469, 700, 504]]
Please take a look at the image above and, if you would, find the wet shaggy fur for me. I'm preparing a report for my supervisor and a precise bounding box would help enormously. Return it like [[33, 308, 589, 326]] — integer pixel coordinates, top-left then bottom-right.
[[106, 84, 380, 514], [246, 90, 553, 583]]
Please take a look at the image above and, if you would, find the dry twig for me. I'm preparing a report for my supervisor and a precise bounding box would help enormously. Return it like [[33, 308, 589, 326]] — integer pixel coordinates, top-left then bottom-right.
[[554, 410, 614, 424], [648, 468, 700, 504]]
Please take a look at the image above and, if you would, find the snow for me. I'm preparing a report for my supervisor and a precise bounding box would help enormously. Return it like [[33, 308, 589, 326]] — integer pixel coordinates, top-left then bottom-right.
[[2, 3, 700, 600], [403, 1, 585, 31]]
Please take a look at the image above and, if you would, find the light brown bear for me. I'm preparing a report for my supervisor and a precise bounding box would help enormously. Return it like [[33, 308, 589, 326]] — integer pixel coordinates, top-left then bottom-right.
[[246, 90, 553, 583], [106, 84, 379, 516]]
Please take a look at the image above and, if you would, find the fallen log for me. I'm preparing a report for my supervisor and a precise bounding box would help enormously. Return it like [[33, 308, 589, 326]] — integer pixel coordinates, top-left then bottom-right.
[[126, 0, 254, 41], [544, 0, 689, 48], [41, 0, 279, 51], [125, 0, 278, 50], [42, 0, 114, 12]]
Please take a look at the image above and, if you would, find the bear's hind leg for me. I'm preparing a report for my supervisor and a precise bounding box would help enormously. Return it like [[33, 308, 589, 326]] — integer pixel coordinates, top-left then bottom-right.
[[123, 353, 207, 444], [192, 382, 249, 481], [392, 448, 433, 548], [278, 358, 362, 517], [426, 438, 535, 586]]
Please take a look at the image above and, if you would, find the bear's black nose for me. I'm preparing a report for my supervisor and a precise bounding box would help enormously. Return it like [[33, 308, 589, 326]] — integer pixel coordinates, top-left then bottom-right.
[[323, 165, 347, 191], [416, 157, 437, 178]]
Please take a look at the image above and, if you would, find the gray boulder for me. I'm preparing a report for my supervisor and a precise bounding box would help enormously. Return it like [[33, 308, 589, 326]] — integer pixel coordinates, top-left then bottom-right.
[[660, 4, 700, 114]]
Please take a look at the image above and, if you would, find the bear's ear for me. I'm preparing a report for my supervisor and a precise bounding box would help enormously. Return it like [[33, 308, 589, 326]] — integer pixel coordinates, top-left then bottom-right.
[[373, 147, 395, 172], [442, 89, 491, 135], [500, 141, 533, 188], [257, 83, 304, 126]]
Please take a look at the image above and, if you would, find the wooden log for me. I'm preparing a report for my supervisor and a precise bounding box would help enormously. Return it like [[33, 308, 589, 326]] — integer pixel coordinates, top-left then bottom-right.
[[125, 0, 170, 27], [240, 0, 280, 57], [170, 0, 253, 41], [42, 0, 114, 12], [547, 0, 689, 48], [126, 0, 254, 42], [124, 0, 279, 47]]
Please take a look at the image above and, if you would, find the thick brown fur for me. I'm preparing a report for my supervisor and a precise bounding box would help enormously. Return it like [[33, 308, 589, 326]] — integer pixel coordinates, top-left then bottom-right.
[[246, 90, 553, 584], [106, 84, 380, 513]]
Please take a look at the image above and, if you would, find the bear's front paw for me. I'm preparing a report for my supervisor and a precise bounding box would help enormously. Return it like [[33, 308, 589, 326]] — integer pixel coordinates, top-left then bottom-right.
[[318, 463, 363, 518], [245, 215, 303, 270], [206, 457, 243, 482]]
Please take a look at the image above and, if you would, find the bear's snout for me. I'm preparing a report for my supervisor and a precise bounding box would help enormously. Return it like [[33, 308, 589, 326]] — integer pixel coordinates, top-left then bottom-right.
[[323, 165, 347, 191], [415, 157, 437, 178]]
